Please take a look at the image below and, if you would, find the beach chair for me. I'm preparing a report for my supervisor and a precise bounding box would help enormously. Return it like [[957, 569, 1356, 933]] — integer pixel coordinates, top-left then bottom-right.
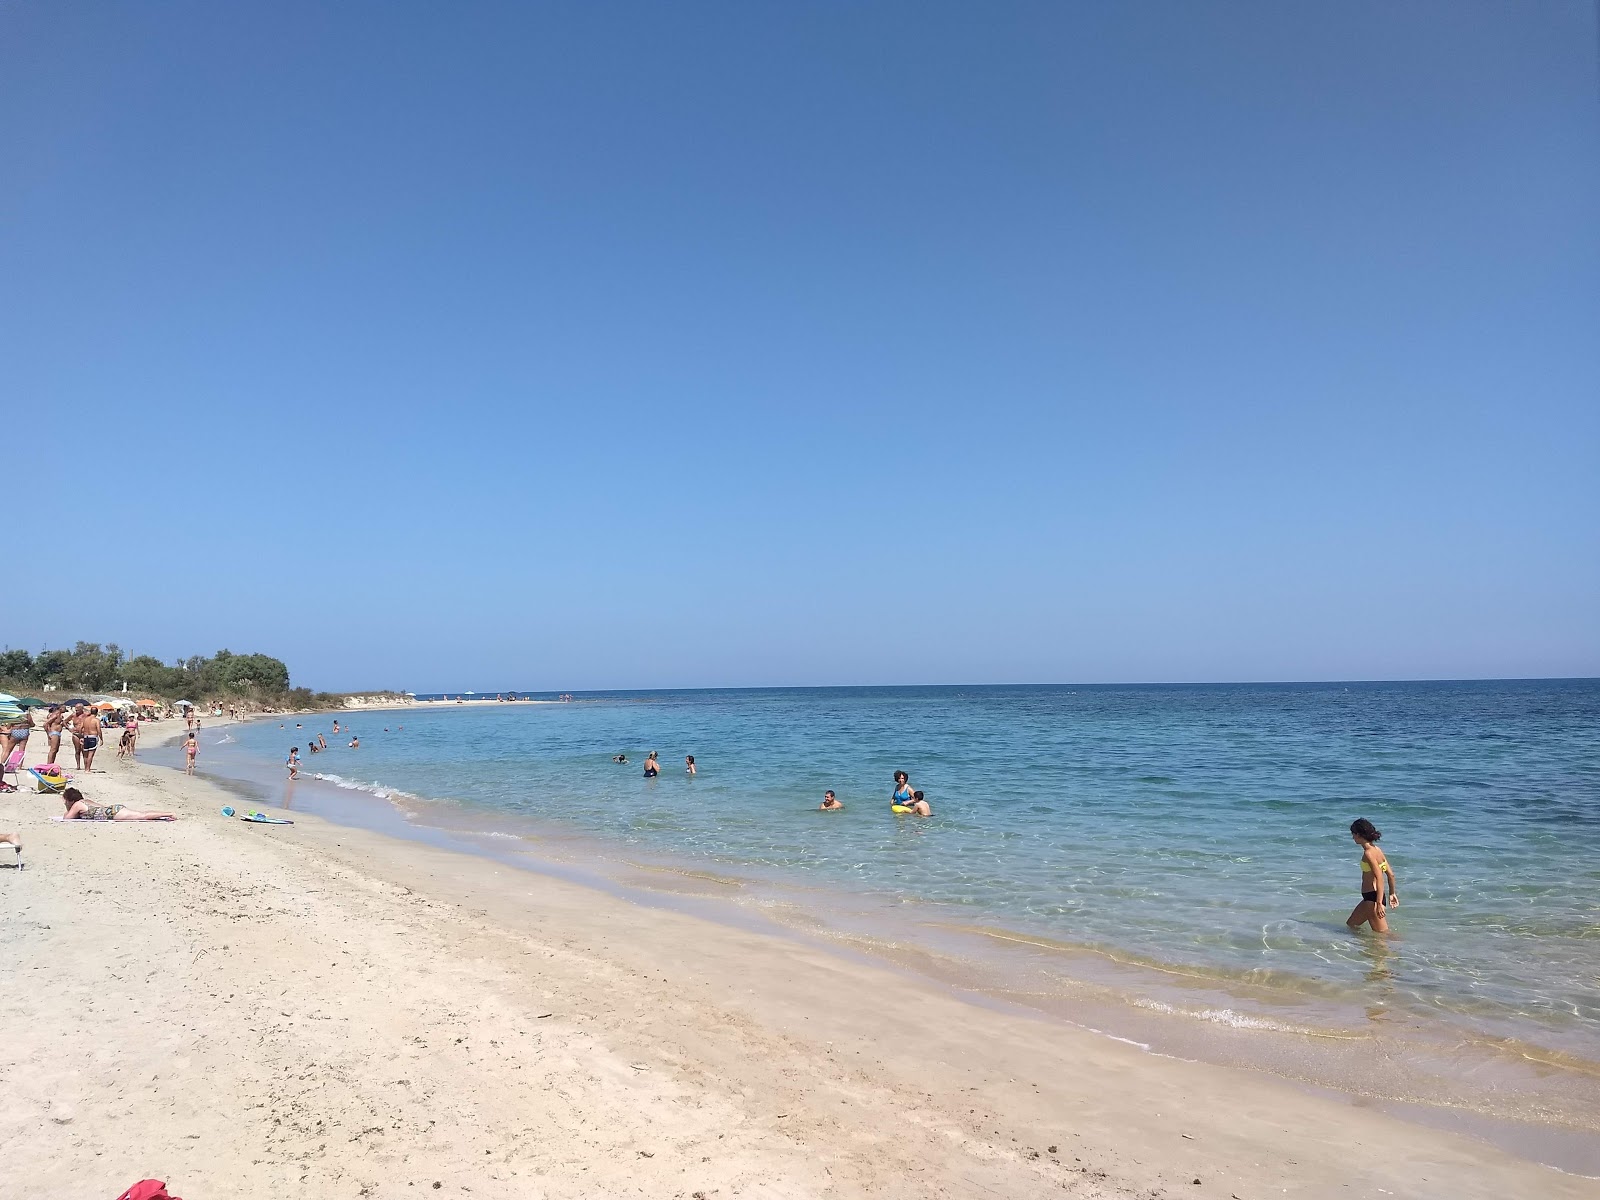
[[0, 746, 23, 792], [27, 765, 71, 794]]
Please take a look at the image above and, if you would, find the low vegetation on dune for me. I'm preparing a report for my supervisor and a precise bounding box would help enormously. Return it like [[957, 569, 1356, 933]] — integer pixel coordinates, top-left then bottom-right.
[[0, 642, 352, 711]]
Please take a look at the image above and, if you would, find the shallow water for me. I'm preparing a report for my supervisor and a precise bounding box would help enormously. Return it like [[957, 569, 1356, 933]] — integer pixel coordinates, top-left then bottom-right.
[[228, 680, 1600, 1065]]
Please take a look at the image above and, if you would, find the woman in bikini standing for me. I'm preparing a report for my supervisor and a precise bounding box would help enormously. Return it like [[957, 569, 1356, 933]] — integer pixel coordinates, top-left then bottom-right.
[[1347, 818, 1398, 933], [43, 704, 67, 765], [2, 707, 33, 761]]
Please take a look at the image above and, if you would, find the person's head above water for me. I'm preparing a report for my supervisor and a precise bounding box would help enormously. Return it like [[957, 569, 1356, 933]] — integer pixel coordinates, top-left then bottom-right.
[[893, 771, 908, 785], [1350, 818, 1381, 844], [913, 790, 925, 802], [685, 755, 694, 764]]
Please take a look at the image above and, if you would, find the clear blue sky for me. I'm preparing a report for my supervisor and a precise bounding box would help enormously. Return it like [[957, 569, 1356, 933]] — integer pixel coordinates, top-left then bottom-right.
[[3, 2, 1596, 691]]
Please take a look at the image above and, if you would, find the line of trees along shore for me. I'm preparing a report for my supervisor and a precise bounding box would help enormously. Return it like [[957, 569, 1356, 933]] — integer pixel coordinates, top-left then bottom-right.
[[0, 642, 337, 708]]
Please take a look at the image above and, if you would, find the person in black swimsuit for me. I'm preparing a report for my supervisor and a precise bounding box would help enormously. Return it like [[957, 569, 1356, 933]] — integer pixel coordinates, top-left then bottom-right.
[[643, 751, 660, 778]]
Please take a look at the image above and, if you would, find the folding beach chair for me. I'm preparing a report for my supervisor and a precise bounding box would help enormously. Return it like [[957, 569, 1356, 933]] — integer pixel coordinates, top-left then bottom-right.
[[27, 765, 71, 794], [0, 746, 23, 792]]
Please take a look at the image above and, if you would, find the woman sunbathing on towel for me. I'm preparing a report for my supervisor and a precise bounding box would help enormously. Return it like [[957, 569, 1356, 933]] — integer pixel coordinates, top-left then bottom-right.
[[61, 786, 177, 821]]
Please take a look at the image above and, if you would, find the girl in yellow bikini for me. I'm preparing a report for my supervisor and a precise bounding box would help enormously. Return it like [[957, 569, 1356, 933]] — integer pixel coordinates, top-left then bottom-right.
[[1347, 818, 1398, 932]]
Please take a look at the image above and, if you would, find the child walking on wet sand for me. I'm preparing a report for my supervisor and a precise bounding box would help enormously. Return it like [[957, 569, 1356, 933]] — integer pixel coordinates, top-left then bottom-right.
[[184, 730, 198, 775]]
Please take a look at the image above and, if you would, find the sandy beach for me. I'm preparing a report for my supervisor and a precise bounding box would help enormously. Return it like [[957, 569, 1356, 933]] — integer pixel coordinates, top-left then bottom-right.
[[1, 720, 1594, 1200]]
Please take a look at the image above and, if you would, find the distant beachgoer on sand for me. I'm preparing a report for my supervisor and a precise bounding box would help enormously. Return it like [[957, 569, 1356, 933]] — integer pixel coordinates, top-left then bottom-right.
[[62, 786, 176, 821], [685, 755, 696, 775], [43, 705, 66, 765], [643, 751, 660, 778], [287, 747, 300, 779], [349, 735, 360, 748], [117, 723, 136, 759], [820, 790, 842, 810], [74, 707, 104, 771], [612, 753, 628, 763], [1347, 818, 1398, 933], [183, 730, 198, 775]]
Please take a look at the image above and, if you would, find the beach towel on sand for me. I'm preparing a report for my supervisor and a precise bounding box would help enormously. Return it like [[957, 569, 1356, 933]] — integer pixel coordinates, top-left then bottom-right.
[[115, 1181, 183, 1200]]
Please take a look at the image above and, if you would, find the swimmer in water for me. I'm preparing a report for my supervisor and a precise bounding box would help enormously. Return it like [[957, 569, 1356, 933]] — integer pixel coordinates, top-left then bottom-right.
[[612, 753, 628, 764], [891, 771, 914, 813], [820, 790, 842, 811], [349, 736, 360, 749], [1347, 818, 1397, 932], [910, 789, 932, 817], [685, 754, 696, 775], [643, 751, 659, 778]]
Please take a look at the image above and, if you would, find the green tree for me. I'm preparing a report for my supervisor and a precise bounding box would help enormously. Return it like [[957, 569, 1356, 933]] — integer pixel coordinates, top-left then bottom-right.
[[0, 649, 33, 681], [32, 649, 69, 688]]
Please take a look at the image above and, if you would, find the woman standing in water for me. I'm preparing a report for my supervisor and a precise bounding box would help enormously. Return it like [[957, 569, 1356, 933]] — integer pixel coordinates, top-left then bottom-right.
[[643, 751, 660, 778], [891, 771, 914, 812], [1347, 818, 1398, 932]]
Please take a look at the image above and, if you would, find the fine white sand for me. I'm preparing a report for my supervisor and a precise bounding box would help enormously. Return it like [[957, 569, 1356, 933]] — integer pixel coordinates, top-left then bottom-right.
[[2, 719, 1594, 1199]]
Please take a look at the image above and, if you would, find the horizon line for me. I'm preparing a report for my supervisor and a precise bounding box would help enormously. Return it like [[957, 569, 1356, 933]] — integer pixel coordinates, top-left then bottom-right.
[[345, 674, 1600, 695]]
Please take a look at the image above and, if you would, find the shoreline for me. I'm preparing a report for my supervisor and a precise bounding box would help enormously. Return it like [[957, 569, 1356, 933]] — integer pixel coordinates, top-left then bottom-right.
[[4, 723, 1597, 1196], [176, 712, 1600, 1174]]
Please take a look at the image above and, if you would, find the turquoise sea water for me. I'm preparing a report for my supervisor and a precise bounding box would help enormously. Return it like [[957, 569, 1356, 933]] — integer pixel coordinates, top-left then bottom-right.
[[218, 680, 1600, 1065]]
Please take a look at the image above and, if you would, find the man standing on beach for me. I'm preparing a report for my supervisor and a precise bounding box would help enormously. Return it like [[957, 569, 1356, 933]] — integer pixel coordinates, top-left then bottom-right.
[[73, 705, 104, 771]]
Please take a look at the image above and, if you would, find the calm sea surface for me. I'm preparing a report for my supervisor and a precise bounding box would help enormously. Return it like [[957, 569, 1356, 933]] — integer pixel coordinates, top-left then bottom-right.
[[218, 681, 1600, 1063]]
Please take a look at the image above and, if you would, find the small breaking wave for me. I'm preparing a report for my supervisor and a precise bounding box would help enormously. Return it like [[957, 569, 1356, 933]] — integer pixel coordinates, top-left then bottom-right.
[[311, 772, 407, 803], [1131, 998, 1358, 1039]]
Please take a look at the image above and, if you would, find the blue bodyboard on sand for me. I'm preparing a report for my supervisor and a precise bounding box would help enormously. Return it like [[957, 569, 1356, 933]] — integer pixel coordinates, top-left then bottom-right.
[[242, 813, 294, 824]]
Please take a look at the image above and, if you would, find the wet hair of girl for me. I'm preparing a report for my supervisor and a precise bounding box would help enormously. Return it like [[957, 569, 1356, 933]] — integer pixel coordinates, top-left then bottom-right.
[[1350, 818, 1381, 842]]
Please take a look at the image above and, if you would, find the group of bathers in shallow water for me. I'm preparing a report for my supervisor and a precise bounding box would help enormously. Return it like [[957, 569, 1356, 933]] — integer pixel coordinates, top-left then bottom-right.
[[613, 753, 935, 817]]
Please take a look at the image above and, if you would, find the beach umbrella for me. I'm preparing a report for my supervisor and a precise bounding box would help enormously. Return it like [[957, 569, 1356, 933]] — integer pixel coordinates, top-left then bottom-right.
[[136, 698, 159, 707], [17, 697, 48, 708], [0, 693, 17, 705], [97, 701, 117, 710], [64, 698, 91, 706]]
